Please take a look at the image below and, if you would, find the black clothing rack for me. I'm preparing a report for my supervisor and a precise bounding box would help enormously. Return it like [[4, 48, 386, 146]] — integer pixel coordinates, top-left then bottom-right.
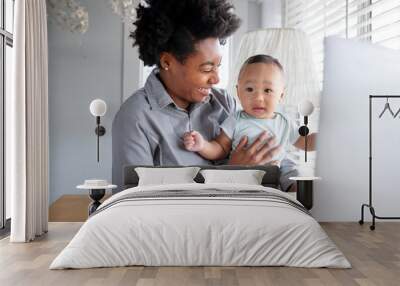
[[359, 95, 400, 230]]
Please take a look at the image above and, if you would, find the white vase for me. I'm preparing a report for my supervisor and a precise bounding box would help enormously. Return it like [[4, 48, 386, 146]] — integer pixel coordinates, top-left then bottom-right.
[[297, 162, 315, 177]]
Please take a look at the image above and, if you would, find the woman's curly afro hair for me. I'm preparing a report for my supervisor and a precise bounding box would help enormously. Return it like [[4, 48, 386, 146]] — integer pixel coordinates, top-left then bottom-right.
[[131, 0, 241, 67]]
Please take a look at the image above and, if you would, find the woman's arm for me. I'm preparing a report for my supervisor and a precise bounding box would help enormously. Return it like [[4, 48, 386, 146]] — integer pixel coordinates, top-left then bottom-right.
[[112, 111, 154, 190]]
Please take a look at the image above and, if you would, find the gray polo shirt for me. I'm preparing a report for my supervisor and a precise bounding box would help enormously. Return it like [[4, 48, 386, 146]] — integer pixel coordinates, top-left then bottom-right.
[[112, 69, 236, 189]]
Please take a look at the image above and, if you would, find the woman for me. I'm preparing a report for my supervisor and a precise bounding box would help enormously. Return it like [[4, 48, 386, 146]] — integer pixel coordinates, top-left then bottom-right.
[[112, 0, 280, 189]]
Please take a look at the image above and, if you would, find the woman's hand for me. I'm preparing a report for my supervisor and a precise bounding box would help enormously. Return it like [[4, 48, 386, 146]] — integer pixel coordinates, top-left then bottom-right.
[[228, 131, 281, 165], [183, 131, 205, 152]]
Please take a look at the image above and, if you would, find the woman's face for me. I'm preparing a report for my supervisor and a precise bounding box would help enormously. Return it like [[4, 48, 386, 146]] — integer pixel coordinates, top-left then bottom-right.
[[160, 38, 222, 109]]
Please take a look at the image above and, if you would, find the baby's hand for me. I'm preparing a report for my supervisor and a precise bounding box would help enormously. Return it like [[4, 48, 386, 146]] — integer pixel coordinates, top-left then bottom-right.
[[183, 131, 205, 152], [269, 160, 281, 167]]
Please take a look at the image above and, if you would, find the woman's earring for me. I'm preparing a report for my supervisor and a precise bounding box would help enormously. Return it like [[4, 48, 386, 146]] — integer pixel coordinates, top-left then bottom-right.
[[164, 66, 169, 71]]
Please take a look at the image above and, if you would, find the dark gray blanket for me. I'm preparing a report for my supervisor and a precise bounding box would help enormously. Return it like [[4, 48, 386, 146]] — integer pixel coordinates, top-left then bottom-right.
[[91, 189, 309, 217]]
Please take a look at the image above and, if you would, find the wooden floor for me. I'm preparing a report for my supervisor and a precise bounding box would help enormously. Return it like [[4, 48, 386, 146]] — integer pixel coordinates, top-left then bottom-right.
[[49, 195, 111, 222], [1, 222, 400, 285], [1, 196, 400, 285]]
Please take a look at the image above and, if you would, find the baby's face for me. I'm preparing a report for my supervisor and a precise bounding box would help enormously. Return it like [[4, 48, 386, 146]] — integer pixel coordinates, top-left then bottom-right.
[[237, 63, 284, 119]]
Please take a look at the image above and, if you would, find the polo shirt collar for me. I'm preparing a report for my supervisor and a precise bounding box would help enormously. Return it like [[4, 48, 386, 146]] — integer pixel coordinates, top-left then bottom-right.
[[144, 68, 174, 109]]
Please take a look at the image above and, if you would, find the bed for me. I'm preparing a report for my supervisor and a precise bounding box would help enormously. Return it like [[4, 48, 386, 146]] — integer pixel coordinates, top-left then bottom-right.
[[50, 165, 350, 269]]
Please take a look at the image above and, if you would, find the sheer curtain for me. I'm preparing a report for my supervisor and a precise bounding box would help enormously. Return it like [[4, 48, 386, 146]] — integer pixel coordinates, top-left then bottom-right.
[[8, 0, 49, 242]]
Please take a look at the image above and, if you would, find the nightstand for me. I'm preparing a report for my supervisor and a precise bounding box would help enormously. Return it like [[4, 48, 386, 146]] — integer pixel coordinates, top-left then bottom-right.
[[289, 176, 321, 210], [77, 180, 117, 215]]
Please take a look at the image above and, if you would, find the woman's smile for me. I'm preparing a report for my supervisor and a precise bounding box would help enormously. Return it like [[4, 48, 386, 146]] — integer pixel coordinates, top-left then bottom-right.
[[197, 87, 211, 97]]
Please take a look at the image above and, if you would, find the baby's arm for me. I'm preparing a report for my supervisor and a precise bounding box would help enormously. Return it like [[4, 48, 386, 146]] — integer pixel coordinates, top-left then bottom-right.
[[293, 133, 317, 151], [183, 130, 232, 160]]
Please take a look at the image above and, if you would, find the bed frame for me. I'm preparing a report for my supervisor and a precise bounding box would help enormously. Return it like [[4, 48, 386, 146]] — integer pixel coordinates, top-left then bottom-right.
[[123, 165, 281, 189], [122, 164, 314, 210]]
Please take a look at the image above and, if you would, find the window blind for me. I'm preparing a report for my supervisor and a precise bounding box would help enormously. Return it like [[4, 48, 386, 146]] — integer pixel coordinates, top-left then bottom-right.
[[285, 0, 400, 84]]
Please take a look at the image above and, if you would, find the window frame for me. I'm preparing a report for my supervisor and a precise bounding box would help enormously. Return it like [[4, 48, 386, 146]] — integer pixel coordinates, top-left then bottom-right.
[[0, 0, 13, 232]]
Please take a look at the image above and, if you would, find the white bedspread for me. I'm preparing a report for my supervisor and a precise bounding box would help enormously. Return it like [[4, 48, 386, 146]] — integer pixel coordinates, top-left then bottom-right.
[[50, 183, 350, 269]]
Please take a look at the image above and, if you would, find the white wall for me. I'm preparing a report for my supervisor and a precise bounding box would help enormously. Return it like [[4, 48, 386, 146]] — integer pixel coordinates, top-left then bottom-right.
[[314, 37, 400, 221], [122, 22, 141, 102], [247, 1, 262, 32], [230, 0, 282, 70], [261, 0, 283, 28], [48, 0, 124, 203]]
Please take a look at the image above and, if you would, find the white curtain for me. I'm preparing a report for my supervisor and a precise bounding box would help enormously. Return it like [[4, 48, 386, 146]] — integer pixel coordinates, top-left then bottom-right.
[[8, 0, 49, 242]]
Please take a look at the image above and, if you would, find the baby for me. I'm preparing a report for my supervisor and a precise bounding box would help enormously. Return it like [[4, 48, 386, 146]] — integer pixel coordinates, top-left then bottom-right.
[[183, 54, 316, 189]]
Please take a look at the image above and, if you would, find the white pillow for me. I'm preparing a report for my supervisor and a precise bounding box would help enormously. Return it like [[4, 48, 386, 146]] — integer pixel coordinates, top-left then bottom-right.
[[200, 169, 266, 185], [135, 167, 201, 186]]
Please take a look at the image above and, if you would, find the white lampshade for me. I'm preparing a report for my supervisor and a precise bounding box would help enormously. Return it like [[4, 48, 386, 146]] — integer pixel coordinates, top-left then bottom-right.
[[298, 100, 315, 116], [89, 99, 107, 117]]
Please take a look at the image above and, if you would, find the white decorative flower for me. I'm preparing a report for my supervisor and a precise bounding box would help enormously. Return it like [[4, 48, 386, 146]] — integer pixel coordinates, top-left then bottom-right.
[[110, 0, 137, 22], [47, 0, 89, 34], [46, 0, 137, 33]]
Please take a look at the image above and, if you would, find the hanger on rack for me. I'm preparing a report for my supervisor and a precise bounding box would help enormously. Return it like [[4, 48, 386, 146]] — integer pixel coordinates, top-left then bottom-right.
[[378, 97, 395, 118], [394, 107, 400, 118]]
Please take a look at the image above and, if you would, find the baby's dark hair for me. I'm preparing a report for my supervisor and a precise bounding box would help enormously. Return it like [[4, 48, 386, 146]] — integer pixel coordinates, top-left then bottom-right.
[[131, 0, 241, 67], [238, 54, 284, 79]]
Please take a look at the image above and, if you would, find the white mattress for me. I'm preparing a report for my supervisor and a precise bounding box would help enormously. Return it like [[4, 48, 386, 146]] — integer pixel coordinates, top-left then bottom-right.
[[50, 183, 350, 269]]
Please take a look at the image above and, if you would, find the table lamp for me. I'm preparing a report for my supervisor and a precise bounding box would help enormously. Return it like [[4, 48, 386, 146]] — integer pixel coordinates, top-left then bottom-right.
[[89, 99, 107, 162], [298, 99, 314, 162]]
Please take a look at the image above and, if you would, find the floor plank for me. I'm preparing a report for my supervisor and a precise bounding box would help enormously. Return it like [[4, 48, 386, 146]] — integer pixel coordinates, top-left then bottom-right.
[[1, 222, 400, 285], [49, 194, 111, 222]]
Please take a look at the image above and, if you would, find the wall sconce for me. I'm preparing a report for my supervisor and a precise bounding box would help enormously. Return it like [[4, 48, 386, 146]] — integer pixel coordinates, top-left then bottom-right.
[[298, 100, 314, 162], [89, 99, 107, 162]]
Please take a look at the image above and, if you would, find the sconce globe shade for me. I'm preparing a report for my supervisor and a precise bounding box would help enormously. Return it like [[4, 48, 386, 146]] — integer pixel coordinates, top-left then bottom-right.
[[298, 99, 314, 116], [90, 99, 107, 117]]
